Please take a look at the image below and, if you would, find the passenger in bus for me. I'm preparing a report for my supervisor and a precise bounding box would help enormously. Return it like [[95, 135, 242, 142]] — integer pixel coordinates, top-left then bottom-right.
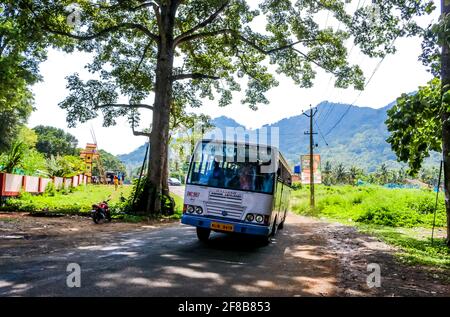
[[207, 160, 224, 187], [226, 166, 241, 189], [223, 167, 235, 188], [239, 164, 255, 191], [262, 172, 274, 193]]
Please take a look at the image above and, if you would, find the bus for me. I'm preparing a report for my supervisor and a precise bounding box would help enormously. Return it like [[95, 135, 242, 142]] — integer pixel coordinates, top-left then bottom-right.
[[181, 139, 292, 243]]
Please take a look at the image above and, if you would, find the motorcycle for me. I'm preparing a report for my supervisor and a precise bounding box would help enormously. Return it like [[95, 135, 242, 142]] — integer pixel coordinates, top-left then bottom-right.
[[91, 199, 111, 224]]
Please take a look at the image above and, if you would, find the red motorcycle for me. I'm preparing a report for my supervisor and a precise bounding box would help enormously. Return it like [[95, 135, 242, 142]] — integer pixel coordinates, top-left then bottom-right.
[[91, 199, 111, 224]]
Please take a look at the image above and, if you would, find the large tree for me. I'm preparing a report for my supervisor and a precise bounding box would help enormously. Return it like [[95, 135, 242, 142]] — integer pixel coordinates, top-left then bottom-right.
[[0, 2, 48, 152], [387, 0, 450, 246], [19, 0, 433, 214], [386, 79, 449, 244], [33, 125, 79, 157]]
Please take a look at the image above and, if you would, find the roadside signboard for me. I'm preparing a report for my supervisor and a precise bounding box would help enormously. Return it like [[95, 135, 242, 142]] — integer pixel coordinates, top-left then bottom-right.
[[300, 154, 322, 184]]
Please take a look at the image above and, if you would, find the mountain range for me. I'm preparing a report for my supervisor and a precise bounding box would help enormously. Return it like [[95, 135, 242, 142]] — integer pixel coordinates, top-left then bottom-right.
[[118, 100, 440, 173]]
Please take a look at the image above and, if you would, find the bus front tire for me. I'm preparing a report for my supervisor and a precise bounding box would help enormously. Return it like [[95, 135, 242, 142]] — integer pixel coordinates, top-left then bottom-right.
[[271, 216, 278, 237], [196, 227, 211, 241]]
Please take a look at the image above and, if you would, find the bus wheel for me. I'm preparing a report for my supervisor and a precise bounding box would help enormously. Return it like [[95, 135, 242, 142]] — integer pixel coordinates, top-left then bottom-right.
[[196, 227, 211, 241], [271, 217, 278, 237], [258, 234, 271, 246]]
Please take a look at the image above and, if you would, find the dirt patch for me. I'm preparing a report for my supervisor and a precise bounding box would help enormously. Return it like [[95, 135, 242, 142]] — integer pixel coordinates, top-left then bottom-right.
[[318, 221, 450, 296], [0, 212, 178, 258]]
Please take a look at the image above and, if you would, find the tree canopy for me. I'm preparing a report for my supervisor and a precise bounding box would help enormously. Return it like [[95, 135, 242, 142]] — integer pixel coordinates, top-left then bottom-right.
[[12, 0, 435, 213], [0, 1, 50, 152], [386, 78, 443, 174], [33, 125, 79, 157]]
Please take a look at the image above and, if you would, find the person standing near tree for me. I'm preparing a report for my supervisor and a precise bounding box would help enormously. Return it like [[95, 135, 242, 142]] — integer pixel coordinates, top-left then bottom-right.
[[113, 175, 119, 191]]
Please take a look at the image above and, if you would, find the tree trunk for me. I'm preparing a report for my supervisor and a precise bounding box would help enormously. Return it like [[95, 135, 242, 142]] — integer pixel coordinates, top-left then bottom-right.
[[162, 138, 170, 196], [441, 0, 450, 246], [146, 4, 175, 215]]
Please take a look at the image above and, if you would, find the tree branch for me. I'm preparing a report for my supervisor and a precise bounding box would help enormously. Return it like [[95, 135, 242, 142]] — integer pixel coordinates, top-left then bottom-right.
[[94, 104, 154, 111], [133, 41, 153, 77], [175, 28, 308, 53], [22, 0, 159, 42], [131, 117, 152, 138], [176, 28, 336, 74], [131, 1, 159, 12], [291, 48, 339, 75], [44, 22, 159, 42], [132, 129, 152, 137], [174, 1, 230, 46], [171, 73, 220, 81]]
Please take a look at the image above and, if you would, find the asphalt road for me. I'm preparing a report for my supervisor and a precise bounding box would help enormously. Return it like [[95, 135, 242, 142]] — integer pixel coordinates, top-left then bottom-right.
[[0, 213, 339, 297]]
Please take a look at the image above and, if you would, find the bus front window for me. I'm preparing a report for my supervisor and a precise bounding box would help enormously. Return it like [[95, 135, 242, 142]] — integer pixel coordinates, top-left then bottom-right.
[[187, 142, 275, 194]]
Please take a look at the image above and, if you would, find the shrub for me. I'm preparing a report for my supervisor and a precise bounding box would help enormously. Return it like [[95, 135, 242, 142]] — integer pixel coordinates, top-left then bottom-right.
[[291, 185, 446, 228], [291, 182, 302, 190], [44, 181, 56, 196], [356, 206, 421, 227]]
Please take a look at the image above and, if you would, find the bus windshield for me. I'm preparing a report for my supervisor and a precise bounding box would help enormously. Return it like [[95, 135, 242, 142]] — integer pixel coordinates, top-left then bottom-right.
[[187, 141, 276, 194]]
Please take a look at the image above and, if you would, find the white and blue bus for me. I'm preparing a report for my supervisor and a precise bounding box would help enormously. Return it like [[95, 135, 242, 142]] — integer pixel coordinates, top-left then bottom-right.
[[181, 139, 292, 242]]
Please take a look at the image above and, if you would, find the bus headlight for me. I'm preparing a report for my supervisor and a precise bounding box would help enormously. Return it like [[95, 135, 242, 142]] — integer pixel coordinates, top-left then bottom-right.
[[195, 206, 203, 214], [187, 205, 195, 213], [255, 214, 264, 223], [245, 213, 255, 222]]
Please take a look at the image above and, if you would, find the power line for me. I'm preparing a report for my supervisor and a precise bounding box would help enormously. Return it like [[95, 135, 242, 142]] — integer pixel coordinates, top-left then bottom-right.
[[314, 117, 329, 146], [318, 0, 367, 126], [324, 12, 412, 137]]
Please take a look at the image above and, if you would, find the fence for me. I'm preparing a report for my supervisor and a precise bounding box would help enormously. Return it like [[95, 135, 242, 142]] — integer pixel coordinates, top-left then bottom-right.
[[0, 172, 87, 197]]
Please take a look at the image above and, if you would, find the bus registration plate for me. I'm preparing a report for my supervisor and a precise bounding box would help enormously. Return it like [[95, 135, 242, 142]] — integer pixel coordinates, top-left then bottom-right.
[[211, 222, 234, 232]]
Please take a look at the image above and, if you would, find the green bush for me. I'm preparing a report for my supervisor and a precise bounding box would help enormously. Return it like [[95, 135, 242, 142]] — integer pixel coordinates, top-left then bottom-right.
[[0, 185, 132, 215], [356, 206, 422, 227], [291, 184, 449, 269], [44, 181, 56, 196], [291, 185, 446, 228], [291, 182, 302, 190]]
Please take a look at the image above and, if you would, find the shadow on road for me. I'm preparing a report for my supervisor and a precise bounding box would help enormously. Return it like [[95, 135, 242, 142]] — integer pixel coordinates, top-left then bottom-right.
[[0, 216, 339, 297]]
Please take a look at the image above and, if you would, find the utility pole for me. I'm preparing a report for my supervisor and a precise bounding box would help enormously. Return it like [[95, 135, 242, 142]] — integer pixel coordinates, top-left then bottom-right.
[[303, 106, 318, 209]]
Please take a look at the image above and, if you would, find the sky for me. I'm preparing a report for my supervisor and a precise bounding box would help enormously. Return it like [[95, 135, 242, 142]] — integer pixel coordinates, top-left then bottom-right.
[[28, 1, 440, 155]]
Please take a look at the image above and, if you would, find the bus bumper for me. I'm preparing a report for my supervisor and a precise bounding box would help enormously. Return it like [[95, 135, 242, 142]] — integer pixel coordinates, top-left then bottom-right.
[[181, 214, 271, 237]]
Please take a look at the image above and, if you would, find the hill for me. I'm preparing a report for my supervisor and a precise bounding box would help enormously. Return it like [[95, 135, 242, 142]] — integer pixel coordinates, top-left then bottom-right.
[[117, 101, 440, 172], [117, 143, 149, 171]]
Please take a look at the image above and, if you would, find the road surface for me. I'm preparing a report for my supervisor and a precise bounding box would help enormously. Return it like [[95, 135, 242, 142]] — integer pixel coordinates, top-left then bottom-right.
[[0, 212, 448, 296]]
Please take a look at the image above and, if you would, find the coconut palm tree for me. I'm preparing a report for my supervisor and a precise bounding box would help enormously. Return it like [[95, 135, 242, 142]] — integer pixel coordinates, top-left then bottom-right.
[[349, 166, 360, 185], [323, 161, 333, 186], [333, 163, 347, 184], [378, 163, 390, 184]]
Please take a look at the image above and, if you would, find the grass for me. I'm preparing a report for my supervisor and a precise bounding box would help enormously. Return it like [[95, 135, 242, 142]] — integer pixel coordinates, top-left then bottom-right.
[[0, 185, 184, 220], [291, 185, 449, 269], [172, 194, 184, 218], [0, 185, 133, 215]]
